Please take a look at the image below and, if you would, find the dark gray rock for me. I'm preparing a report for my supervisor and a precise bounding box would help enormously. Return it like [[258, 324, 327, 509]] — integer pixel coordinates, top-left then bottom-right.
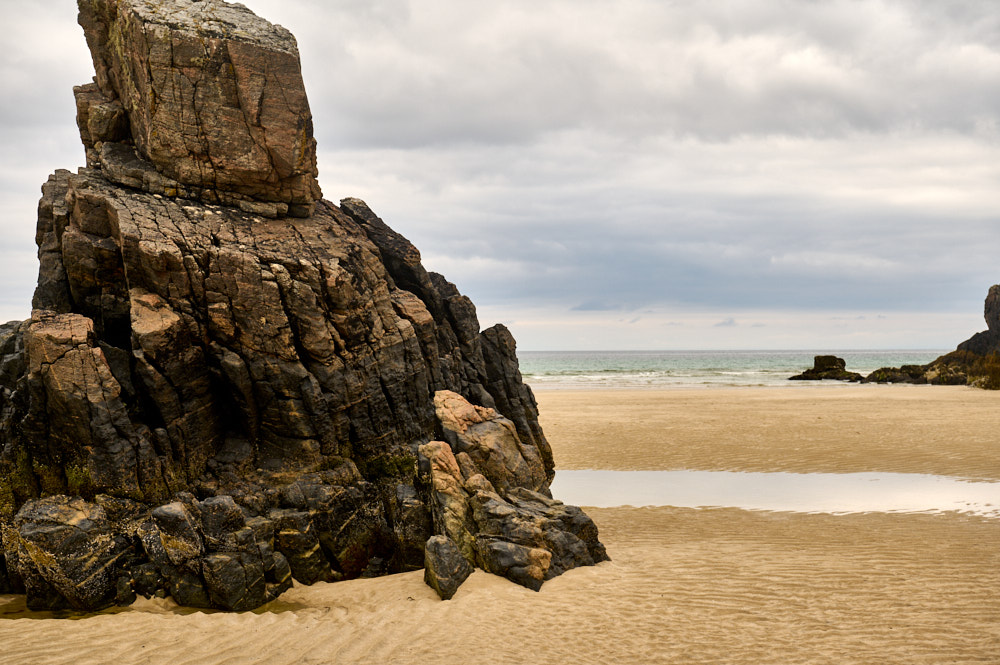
[[272, 510, 333, 585], [0, 552, 10, 594], [8, 496, 128, 611], [170, 571, 212, 609], [423, 535, 473, 600], [202, 552, 267, 611], [0, 0, 606, 612], [789, 355, 862, 382], [151, 502, 204, 570], [860, 285, 1000, 389]]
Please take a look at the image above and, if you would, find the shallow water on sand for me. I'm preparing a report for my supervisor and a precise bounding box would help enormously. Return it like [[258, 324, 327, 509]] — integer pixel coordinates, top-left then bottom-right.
[[551, 469, 1000, 517]]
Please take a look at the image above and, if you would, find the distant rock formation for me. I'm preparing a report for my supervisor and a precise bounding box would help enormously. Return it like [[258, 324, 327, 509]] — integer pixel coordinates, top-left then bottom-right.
[[789, 356, 862, 382], [862, 285, 1000, 388], [0, 0, 606, 611]]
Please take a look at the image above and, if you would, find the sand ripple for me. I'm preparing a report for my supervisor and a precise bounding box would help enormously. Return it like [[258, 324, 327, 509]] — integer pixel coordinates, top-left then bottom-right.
[[2, 507, 998, 664], [3, 386, 998, 664]]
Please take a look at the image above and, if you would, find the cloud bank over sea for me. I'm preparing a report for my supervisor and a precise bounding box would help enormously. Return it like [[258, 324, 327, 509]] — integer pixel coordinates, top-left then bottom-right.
[[2, 0, 998, 348]]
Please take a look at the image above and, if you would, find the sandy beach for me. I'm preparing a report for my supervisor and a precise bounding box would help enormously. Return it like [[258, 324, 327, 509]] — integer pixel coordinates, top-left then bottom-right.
[[2, 385, 999, 664]]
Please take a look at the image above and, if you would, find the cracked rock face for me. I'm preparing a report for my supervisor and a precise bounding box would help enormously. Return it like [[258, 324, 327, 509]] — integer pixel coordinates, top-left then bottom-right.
[[0, 0, 606, 611], [76, 0, 321, 216]]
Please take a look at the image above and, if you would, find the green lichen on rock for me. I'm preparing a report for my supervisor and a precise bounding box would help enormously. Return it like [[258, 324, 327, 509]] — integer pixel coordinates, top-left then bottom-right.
[[65, 463, 95, 498], [358, 452, 417, 482], [0, 448, 38, 520]]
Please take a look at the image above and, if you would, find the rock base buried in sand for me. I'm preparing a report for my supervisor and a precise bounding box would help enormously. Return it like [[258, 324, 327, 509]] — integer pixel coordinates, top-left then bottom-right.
[[8, 496, 126, 611], [423, 535, 473, 600], [0, 0, 606, 612]]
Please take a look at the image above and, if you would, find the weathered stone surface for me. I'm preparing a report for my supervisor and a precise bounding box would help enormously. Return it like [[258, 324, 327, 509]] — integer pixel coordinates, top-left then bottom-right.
[[7, 496, 127, 611], [419, 441, 477, 562], [477, 539, 551, 592], [0, 0, 606, 611], [76, 0, 321, 215], [423, 534, 473, 600], [0, 552, 10, 594], [470, 487, 608, 587], [435, 390, 547, 495], [985, 285, 1000, 333], [789, 355, 862, 382], [418, 393, 608, 591], [202, 551, 266, 611], [151, 502, 203, 569]]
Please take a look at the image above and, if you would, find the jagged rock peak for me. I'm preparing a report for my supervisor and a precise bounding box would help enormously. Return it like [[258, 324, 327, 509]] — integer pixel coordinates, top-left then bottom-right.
[[76, 0, 321, 218], [0, 1, 607, 612]]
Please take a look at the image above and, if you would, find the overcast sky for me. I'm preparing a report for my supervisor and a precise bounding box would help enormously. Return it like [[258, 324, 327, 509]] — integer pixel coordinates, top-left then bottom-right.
[[2, 0, 999, 350]]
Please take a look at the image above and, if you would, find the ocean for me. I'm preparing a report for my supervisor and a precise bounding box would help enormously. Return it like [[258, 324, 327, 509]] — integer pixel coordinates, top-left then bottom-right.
[[517, 350, 948, 389]]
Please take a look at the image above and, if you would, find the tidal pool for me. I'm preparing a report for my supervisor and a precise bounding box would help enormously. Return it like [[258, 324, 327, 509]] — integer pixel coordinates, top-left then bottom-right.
[[549, 470, 1000, 517]]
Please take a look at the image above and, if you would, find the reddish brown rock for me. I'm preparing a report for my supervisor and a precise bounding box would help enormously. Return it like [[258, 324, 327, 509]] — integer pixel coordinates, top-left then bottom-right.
[[434, 390, 547, 495], [76, 0, 321, 216]]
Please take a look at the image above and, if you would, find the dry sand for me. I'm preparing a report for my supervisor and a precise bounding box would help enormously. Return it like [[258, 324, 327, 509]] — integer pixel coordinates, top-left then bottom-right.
[[2, 385, 999, 664]]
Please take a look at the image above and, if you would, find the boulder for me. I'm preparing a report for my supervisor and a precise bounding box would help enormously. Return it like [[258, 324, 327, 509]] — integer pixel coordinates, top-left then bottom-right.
[[419, 392, 608, 591], [202, 552, 267, 611], [423, 535, 473, 600], [476, 540, 551, 592], [789, 355, 862, 382], [8, 496, 127, 611], [435, 390, 548, 495], [151, 502, 204, 570]]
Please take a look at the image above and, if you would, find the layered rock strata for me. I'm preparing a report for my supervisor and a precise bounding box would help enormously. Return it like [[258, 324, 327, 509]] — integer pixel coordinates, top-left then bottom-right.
[[0, 0, 606, 611]]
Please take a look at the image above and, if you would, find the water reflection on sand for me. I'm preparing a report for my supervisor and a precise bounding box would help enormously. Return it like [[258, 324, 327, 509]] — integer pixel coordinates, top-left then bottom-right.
[[551, 470, 1000, 517]]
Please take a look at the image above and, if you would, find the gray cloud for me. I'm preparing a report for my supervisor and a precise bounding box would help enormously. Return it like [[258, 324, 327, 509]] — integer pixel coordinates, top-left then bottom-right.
[[0, 0, 998, 348]]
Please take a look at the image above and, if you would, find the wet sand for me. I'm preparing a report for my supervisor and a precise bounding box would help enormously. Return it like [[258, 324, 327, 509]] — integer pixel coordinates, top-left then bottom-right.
[[537, 385, 1000, 478], [2, 385, 998, 664]]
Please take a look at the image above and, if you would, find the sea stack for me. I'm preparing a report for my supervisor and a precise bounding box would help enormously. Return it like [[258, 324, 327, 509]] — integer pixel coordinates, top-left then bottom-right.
[[863, 284, 1000, 387], [0, 0, 606, 611]]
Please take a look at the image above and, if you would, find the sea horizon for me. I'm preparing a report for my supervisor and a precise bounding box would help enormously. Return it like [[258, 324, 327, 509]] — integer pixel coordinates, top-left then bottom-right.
[[518, 348, 949, 389]]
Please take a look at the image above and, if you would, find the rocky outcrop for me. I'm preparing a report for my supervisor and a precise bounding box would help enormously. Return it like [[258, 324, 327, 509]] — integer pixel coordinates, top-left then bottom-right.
[[0, 0, 605, 611], [75, 0, 320, 217], [419, 396, 608, 593], [954, 284, 1000, 357], [859, 285, 1000, 388], [789, 355, 862, 382]]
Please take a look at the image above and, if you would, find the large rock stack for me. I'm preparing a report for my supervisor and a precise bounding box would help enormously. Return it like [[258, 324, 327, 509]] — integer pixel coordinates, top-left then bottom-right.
[[0, 0, 606, 611], [862, 285, 1000, 388]]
